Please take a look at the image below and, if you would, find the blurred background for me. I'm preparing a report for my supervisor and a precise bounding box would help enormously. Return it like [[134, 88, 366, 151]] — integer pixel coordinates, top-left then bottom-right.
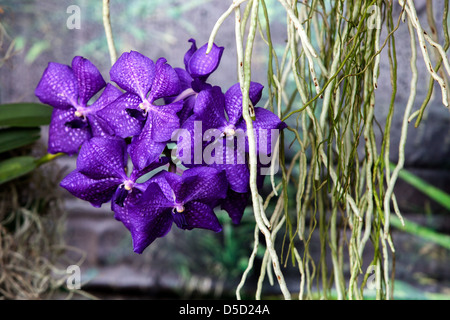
[[0, 0, 448, 299]]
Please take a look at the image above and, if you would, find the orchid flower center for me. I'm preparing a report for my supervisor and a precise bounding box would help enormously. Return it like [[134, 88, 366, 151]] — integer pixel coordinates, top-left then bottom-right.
[[73, 105, 91, 118], [65, 107, 89, 129], [123, 180, 134, 191], [223, 125, 236, 137], [138, 99, 154, 115], [174, 203, 185, 213]]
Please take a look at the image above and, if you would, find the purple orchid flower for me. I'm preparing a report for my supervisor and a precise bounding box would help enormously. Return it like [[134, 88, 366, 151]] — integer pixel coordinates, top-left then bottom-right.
[[221, 82, 287, 155], [171, 39, 225, 124], [219, 162, 269, 225], [173, 82, 286, 223], [60, 136, 168, 208], [35, 56, 121, 155], [176, 82, 286, 193], [114, 166, 228, 253], [98, 51, 183, 170]]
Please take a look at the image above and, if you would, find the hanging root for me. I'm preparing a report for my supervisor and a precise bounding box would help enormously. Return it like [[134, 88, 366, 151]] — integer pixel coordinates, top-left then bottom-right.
[[208, 0, 449, 300]]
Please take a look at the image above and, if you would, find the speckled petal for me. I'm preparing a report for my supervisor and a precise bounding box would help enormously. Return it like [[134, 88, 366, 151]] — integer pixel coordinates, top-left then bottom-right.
[[174, 116, 206, 166], [179, 201, 222, 232], [177, 95, 196, 125], [60, 170, 122, 208], [220, 189, 250, 225], [175, 67, 194, 91], [236, 107, 287, 154], [128, 129, 167, 172], [213, 162, 250, 193], [88, 83, 122, 113], [76, 136, 128, 180], [177, 166, 228, 204], [117, 183, 174, 253], [193, 86, 227, 130], [224, 82, 264, 126], [187, 42, 224, 81], [96, 92, 144, 138], [35, 62, 78, 110], [71, 56, 106, 105], [88, 84, 123, 137], [48, 108, 90, 155], [146, 100, 183, 142], [128, 157, 170, 183], [148, 57, 181, 101], [110, 51, 155, 99]]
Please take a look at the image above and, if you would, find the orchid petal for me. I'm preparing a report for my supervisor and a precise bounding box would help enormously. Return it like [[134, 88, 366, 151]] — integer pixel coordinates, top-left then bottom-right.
[[236, 107, 287, 154], [148, 170, 180, 201], [87, 84, 123, 137], [88, 114, 115, 137], [183, 38, 197, 71], [76, 136, 128, 180], [193, 86, 227, 130], [60, 170, 122, 208], [71, 56, 106, 105], [177, 95, 196, 125], [179, 201, 222, 232], [187, 42, 224, 81], [88, 83, 122, 113], [35, 62, 78, 110], [48, 108, 90, 155], [213, 162, 250, 193], [128, 130, 167, 172], [129, 157, 170, 183], [220, 189, 250, 225], [177, 166, 228, 204], [175, 67, 193, 91], [148, 57, 181, 102], [118, 183, 174, 253], [146, 101, 183, 142], [97, 92, 144, 138], [225, 82, 264, 126], [110, 51, 155, 99]]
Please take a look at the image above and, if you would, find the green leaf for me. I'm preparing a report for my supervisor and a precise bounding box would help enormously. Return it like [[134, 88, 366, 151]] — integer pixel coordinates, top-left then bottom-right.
[[0, 127, 41, 153], [0, 103, 53, 127], [0, 156, 37, 185], [390, 162, 450, 211], [390, 215, 450, 250]]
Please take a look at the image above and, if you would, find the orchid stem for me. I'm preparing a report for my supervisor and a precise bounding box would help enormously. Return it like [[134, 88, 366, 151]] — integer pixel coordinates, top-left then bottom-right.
[[103, 0, 117, 66], [35, 152, 64, 167]]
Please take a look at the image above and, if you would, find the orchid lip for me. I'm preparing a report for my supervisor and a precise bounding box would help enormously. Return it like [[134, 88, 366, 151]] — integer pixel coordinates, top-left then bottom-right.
[[65, 118, 88, 129], [126, 108, 146, 121], [172, 204, 188, 229], [114, 185, 129, 207], [114, 180, 135, 207]]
